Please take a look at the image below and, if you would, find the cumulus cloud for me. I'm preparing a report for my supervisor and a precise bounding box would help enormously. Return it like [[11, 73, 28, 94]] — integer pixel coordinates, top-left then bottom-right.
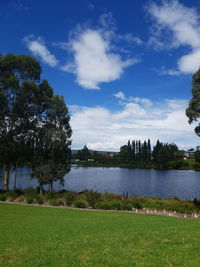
[[148, 0, 200, 74], [23, 35, 58, 67], [61, 29, 138, 89], [70, 92, 199, 150]]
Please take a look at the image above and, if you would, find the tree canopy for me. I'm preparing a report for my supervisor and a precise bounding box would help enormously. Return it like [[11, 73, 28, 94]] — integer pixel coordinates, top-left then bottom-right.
[[186, 69, 200, 136], [0, 53, 71, 192]]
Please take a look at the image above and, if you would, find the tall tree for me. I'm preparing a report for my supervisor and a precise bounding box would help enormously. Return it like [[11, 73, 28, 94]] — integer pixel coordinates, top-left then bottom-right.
[[147, 139, 151, 162], [0, 53, 72, 192], [31, 94, 71, 193], [0, 53, 42, 190], [186, 69, 200, 136]]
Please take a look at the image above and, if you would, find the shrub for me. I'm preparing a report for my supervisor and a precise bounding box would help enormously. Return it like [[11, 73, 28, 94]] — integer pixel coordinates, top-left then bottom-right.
[[145, 199, 164, 210], [45, 190, 58, 200], [26, 196, 34, 204], [58, 199, 64, 206], [24, 188, 38, 195], [132, 200, 143, 209], [74, 200, 87, 208], [110, 200, 123, 210], [64, 191, 76, 205], [17, 195, 25, 203], [0, 194, 6, 201], [48, 199, 59, 206], [104, 193, 121, 201], [36, 196, 44, 205], [86, 190, 102, 208], [96, 200, 123, 210], [122, 202, 133, 211]]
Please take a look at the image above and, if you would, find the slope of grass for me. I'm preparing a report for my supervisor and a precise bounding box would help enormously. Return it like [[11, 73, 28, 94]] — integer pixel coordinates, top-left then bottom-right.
[[0, 203, 200, 266]]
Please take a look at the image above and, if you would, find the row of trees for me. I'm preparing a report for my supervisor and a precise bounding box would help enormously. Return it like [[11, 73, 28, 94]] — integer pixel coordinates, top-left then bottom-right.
[[120, 139, 151, 164], [73, 139, 180, 169], [0, 54, 71, 193], [119, 139, 179, 168]]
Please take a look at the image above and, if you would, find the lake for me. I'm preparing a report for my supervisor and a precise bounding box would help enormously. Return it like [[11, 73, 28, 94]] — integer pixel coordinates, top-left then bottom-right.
[[0, 167, 200, 200]]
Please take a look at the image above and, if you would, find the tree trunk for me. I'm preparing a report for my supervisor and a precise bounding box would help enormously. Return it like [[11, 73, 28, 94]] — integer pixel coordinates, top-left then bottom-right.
[[39, 183, 44, 195], [3, 166, 10, 191], [14, 164, 18, 192]]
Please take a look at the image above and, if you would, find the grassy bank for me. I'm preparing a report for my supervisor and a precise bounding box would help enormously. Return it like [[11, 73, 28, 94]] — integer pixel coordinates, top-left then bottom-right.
[[0, 203, 200, 266], [0, 189, 200, 215]]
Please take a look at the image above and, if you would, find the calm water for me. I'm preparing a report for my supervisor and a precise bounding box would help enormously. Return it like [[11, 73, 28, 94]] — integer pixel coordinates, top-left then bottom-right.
[[0, 167, 200, 200]]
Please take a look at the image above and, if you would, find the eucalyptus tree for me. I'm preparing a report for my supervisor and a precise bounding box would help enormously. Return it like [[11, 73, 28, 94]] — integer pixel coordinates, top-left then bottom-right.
[[0, 53, 72, 191], [0, 53, 42, 190], [186, 69, 200, 136], [32, 94, 72, 193]]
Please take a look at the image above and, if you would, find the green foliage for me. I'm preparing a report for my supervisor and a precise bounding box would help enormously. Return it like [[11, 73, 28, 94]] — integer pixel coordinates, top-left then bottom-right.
[[194, 150, 200, 163], [96, 200, 123, 210], [26, 196, 34, 204], [0, 194, 6, 201], [86, 190, 102, 208], [64, 191, 76, 205], [0, 53, 71, 192], [74, 199, 88, 208], [36, 196, 44, 205], [170, 160, 189, 169], [119, 139, 152, 165], [76, 145, 92, 161], [131, 200, 143, 209], [48, 199, 60, 206], [45, 191, 59, 200], [186, 70, 200, 136], [104, 192, 122, 200]]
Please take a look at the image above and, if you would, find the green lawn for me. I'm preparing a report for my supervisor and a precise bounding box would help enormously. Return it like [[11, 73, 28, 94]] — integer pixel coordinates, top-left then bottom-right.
[[0, 204, 200, 266]]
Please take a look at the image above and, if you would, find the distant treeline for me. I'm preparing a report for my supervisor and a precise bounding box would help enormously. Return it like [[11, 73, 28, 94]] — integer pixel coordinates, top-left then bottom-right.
[[73, 140, 198, 170]]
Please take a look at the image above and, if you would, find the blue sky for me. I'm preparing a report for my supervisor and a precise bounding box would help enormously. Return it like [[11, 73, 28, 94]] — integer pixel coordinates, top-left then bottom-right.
[[1, 0, 200, 150]]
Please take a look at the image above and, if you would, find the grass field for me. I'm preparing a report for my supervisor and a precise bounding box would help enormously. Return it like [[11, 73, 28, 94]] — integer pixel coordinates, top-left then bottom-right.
[[0, 203, 200, 266]]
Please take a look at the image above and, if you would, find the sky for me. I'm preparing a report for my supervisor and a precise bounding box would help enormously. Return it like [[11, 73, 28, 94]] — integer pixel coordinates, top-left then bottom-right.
[[1, 0, 200, 151]]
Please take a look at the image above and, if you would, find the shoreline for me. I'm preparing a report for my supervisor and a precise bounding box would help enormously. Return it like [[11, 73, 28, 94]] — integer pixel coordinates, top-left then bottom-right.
[[0, 200, 199, 219], [73, 163, 200, 171]]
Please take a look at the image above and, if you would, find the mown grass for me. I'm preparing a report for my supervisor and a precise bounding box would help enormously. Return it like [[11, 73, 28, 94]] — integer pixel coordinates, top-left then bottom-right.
[[0, 203, 200, 266]]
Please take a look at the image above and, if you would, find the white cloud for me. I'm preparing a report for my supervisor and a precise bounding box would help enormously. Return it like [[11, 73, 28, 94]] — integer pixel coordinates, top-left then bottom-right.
[[70, 92, 199, 150], [157, 67, 181, 76], [178, 49, 200, 73], [117, 33, 143, 45], [61, 30, 138, 89], [113, 91, 126, 100], [148, 0, 200, 74], [23, 35, 58, 67], [87, 3, 95, 11]]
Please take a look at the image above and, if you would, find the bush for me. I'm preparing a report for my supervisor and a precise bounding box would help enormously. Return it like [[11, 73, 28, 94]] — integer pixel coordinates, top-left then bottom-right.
[[36, 196, 44, 205], [0, 194, 6, 201], [121, 202, 133, 211], [86, 190, 102, 208], [48, 199, 59, 206], [104, 193, 121, 201], [96, 200, 123, 210], [132, 200, 143, 209], [26, 196, 34, 204], [74, 200, 87, 208], [64, 191, 76, 205], [45, 191, 58, 200], [96, 201, 112, 210], [24, 188, 38, 195], [17, 195, 25, 203]]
